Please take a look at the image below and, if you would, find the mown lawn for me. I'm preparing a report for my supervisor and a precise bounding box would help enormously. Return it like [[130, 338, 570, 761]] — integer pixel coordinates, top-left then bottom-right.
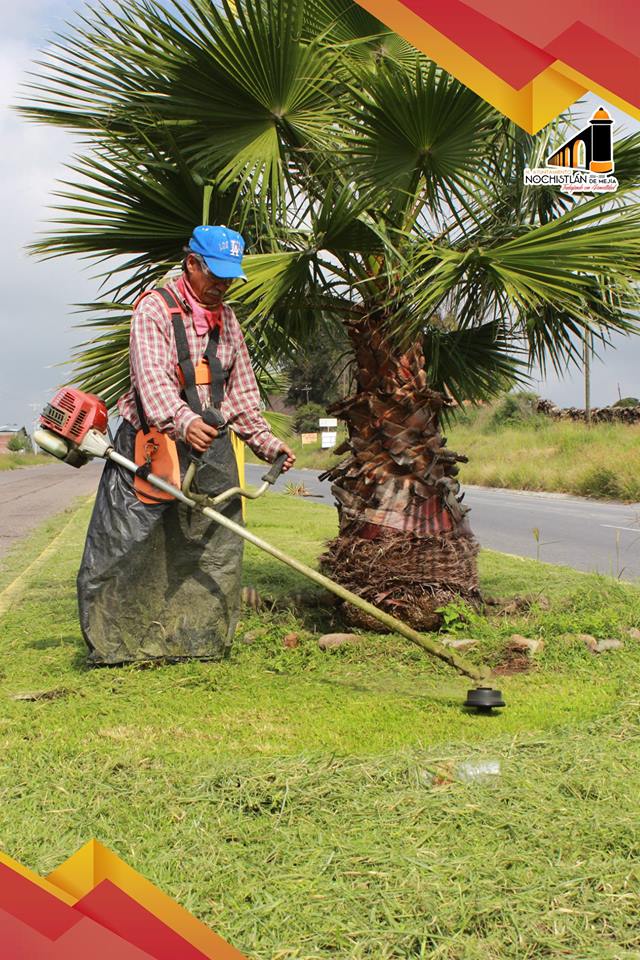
[[1, 494, 640, 958]]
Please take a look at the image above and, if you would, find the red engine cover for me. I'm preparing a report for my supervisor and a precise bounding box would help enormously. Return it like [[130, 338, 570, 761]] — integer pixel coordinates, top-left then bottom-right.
[[40, 388, 109, 444]]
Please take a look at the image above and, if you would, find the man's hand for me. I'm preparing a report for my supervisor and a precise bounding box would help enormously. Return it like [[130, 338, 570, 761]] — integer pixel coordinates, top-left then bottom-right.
[[185, 417, 219, 452], [278, 443, 296, 472]]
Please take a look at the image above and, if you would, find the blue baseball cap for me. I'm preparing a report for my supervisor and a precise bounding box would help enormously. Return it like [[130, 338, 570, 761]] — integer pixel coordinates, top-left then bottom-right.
[[188, 225, 247, 280]]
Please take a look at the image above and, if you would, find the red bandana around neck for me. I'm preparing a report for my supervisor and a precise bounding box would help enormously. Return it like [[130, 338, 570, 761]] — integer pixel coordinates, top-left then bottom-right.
[[176, 275, 223, 336]]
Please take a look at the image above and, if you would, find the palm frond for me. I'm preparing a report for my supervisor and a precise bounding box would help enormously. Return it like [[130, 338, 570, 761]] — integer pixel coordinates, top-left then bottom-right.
[[344, 57, 498, 217], [424, 319, 527, 405], [29, 134, 213, 299], [403, 196, 640, 373], [17, 0, 640, 405], [20, 0, 342, 220], [301, 0, 415, 66]]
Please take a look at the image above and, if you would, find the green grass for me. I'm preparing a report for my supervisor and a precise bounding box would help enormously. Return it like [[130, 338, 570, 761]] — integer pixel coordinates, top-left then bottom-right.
[[1, 495, 640, 958], [0, 452, 51, 470]]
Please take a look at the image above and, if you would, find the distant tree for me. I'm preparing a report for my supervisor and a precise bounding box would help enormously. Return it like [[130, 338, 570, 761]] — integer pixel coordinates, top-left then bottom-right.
[[612, 397, 640, 407], [490, 391, 540, 426], [284, 331, 352, 407], [293, 403, 328, 433]]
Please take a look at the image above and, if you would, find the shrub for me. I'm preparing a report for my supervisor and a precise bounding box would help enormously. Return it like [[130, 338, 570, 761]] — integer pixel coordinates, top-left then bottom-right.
[[7, 432, 31, 452], [449, 404, 479, 427], [489, 391, 539, 427], [612, 397, 640, 408], [576, 465, 624, 500], [293, 402, 327, 434]]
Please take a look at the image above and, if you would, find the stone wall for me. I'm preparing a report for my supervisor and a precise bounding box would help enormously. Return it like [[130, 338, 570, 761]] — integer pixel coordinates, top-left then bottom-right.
[[536, 398, 640, 424]]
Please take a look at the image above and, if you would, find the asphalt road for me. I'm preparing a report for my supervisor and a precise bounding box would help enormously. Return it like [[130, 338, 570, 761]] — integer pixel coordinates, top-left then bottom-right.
[[2, 461, 639, 583], [0, 461, 103, 559], [247, 464, 640, 582]]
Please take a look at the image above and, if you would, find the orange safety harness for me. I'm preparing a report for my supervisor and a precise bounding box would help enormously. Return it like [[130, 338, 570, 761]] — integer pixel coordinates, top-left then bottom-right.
[[132, 287, 226, 504]]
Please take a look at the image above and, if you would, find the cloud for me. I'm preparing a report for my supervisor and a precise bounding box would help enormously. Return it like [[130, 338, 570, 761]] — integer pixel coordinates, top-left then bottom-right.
[[1, 29, 98, 427]]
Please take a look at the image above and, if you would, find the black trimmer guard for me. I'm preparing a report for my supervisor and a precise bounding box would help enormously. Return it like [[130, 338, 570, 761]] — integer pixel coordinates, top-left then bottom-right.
[[465, 687, 506, 712]]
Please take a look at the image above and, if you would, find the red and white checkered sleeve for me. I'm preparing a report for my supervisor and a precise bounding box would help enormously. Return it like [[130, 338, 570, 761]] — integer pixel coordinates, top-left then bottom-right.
[[130, 294, 199, 441], [221, 310, 283, 462]]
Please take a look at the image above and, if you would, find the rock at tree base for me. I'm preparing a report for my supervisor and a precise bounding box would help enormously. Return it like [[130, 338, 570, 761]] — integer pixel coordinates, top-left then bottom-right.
[[318, 633, 361, 650], [508, 635, 544, 655]]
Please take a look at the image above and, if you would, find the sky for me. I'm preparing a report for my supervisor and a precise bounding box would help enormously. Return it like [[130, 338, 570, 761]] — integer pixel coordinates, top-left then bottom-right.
[[1, 0, 639, 430]]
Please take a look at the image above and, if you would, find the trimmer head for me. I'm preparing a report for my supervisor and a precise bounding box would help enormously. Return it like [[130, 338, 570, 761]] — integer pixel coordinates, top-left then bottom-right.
[[464, 687, 506, 713]]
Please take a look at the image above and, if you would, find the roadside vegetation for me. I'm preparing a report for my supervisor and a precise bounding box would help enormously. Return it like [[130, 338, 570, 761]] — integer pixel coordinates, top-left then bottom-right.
[[257, 394, 640, 501], [1, 494, 640, 958], [0, 452, 50, 471], [448, 402, 640, 501]]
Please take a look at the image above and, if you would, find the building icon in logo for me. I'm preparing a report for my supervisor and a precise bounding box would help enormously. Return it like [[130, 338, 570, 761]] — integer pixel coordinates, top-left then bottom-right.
[[546, 107, 614, 173]]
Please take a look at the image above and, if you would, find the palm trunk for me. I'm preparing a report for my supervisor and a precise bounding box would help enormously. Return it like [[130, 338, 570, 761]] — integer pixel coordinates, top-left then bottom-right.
[[320, 317, 480, 631]]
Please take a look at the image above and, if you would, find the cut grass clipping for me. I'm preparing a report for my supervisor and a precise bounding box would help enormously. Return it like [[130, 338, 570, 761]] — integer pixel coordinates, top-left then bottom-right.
[[1, 494, 640, 958]]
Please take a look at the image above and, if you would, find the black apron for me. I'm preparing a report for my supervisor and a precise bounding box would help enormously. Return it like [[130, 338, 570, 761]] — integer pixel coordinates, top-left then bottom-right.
[[77, 288, 243, 665]]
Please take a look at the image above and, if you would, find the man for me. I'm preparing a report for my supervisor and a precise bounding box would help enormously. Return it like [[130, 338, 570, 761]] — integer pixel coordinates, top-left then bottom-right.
[[77, 225, 295, 664]]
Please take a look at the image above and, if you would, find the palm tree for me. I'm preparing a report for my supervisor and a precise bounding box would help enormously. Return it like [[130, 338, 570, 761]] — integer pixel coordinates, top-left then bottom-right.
[[20, 0, 640, 628]]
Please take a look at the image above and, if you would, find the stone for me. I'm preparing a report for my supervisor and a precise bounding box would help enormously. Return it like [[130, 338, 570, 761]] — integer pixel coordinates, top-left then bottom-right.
[[594, 638, 623, 654], [627, 628, 640, 641], [508, 634, 544, 655], [318, 633, 360, 650], [578, 633, 598, 652], [444, 638, 477, 651], [242, 629, 266, 645]]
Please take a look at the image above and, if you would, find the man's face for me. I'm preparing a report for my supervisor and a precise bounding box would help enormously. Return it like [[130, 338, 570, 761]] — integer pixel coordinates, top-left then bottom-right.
[[186, 254, 234, 306]]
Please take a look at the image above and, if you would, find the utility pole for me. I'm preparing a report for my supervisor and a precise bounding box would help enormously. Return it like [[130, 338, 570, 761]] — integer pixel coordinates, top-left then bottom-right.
[[584, 330, 592, 425]]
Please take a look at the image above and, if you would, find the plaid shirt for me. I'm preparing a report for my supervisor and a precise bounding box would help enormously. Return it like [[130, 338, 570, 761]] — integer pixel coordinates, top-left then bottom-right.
[[117, 276, 282, 461]]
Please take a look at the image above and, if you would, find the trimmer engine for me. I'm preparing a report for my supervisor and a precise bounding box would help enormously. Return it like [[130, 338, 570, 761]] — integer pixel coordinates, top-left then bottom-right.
[[35, 387, 111, 467]]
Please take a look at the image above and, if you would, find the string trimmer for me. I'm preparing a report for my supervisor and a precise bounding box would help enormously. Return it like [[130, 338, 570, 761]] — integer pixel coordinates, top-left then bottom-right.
[[34, 387, 505, 712]]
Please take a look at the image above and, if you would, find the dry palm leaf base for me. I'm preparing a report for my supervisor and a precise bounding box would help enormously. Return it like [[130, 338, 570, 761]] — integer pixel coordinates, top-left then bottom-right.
[[320, 527, 481, 632]]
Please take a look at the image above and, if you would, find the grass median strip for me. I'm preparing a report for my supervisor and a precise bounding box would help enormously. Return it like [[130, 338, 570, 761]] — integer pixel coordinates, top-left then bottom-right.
[[1, 494, 640, 958], [0, 496, 93, 617]]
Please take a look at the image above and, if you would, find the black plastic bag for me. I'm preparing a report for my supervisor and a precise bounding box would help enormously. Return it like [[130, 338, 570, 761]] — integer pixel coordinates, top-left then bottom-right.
[[77, 420, 243, 664]]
